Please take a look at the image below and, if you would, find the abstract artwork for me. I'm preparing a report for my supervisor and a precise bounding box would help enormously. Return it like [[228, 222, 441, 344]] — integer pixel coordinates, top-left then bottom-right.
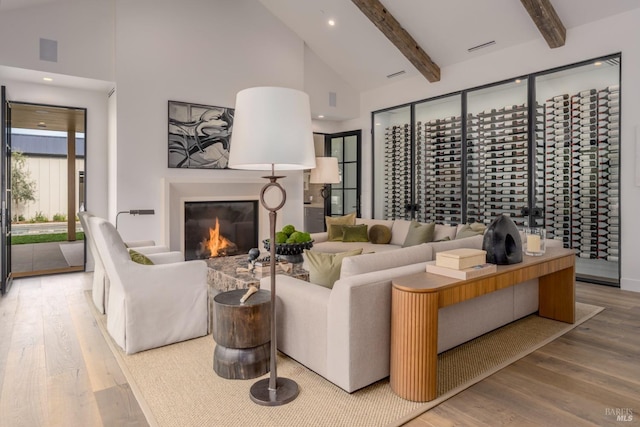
[[168, 101, 234, 169]]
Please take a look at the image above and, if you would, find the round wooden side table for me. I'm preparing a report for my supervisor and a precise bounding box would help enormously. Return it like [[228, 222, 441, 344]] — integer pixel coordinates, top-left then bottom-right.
[[212, 289, 271, 379]]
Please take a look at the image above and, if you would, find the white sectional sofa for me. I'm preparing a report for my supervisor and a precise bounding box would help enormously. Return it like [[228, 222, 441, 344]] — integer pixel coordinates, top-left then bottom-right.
[[309, 218, 460, 254], [262, 221, 560, 393]]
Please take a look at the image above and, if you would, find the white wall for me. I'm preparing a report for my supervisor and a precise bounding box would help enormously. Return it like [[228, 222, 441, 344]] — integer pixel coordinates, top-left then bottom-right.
[[350, 9, 640, 292], [113, 0, 308, 244], [304, 45, 359, 121], [0, 0, 114, 82]]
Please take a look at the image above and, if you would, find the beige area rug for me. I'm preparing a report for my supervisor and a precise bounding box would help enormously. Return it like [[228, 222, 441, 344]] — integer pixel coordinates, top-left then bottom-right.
[[87, 293, 602, 427]]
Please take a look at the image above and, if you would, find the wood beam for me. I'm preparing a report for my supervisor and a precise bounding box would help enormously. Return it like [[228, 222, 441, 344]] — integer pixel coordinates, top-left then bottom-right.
[[520, 0, 566, 48], [351, 0, 440, 82]]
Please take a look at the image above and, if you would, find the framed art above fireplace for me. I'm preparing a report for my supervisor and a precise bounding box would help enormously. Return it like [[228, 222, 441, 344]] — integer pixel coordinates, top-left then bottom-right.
[[168, 100, 234, 169]]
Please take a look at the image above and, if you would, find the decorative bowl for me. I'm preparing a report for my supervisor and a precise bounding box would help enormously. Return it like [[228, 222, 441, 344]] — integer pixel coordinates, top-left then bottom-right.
[[262, 239, 314, 263]]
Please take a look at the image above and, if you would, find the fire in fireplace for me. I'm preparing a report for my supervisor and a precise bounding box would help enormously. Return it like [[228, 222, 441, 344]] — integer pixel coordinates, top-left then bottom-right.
[[184, 200, 258, 261]]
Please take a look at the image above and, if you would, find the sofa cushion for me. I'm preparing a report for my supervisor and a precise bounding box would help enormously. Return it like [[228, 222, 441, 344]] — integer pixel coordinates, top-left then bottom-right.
[[456, 222, 487, 239], [389, 219, 413, 246], [429, 234, 484, 255], [328, 224, 345, 241], [434, 224, 458, 241], [403, 221, 435, 247], [342, 224, 369, 242], [369, 224, 392, 244], [340, 243, 433, 278], [304, 248, 363, 288], [326, 212, 356, 241]]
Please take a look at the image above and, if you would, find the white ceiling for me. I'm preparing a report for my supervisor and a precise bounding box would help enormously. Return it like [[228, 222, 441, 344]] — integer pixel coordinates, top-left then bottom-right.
[[259, 0, 640, 92], [2, 0, 639, 96]]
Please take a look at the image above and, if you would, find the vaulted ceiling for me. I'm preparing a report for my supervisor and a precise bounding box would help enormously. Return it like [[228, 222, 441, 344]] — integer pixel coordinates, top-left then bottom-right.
[[259, 0, 640, 92]]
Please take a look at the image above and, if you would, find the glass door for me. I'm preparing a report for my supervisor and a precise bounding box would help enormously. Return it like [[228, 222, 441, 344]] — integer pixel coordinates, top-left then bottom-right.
[[1, 87, 12, 294], [9, 102, 86, 277], [327, 131, 361, 218]]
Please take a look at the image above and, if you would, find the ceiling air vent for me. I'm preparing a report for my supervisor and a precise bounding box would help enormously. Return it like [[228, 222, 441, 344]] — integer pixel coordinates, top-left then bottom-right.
[[386, 70, 406, 79], [468, 40, 496, 52]]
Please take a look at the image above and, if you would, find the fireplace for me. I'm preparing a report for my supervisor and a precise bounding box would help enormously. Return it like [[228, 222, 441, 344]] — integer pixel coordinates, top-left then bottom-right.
[[184, 200, 258, 261]]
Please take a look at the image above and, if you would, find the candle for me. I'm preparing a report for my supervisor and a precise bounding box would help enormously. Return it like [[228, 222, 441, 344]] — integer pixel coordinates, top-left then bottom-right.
[[527, 234, 541, 253]]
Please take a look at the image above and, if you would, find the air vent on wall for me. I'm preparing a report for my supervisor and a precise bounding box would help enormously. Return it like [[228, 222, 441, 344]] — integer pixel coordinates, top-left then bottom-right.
[[605, 58, 620, 66], [387, 70, 406, 79], [468, 40, 496, 52]]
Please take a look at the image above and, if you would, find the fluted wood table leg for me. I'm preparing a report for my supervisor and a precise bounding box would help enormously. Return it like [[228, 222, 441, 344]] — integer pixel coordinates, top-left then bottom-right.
[[390, 287, 438, 402]]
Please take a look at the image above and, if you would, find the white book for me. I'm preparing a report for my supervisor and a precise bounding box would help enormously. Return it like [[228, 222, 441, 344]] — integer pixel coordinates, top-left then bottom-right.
[[426, 261, 497, 280]]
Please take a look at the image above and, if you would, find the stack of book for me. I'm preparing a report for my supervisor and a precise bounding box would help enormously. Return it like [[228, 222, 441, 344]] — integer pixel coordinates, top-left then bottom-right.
[[426, 248, 496, 279]]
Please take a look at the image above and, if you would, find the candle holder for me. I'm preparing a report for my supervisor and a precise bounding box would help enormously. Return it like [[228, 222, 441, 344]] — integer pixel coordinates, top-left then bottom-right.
[[525, 227, 546, 256]]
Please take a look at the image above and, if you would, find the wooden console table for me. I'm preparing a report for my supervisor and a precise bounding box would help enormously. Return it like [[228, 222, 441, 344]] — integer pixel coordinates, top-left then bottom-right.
[[390, 247, 575, 402]]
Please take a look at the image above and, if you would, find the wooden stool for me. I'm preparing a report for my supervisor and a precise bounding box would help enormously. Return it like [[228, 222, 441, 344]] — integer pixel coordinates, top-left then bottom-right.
[[212, 289, 271, 379]]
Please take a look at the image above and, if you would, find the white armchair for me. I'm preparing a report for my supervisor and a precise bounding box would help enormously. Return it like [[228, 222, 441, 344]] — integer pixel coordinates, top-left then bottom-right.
[[79, 211, 183, 314], [88, 215, 209, 354]]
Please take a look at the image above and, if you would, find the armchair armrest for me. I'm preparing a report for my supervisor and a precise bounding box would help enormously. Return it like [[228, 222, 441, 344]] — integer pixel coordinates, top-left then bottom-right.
[[129, 245, 170, 255], [146, 251, 184, 264], [125, 239, 156, 248]]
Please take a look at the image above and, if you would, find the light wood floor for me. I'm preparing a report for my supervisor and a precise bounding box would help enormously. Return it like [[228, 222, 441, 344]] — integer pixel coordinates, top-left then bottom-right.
[[0, 273, 638, 426]]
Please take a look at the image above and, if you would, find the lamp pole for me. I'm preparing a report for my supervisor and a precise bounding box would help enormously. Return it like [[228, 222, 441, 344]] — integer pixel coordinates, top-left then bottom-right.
[[249, 165, 299, 405]]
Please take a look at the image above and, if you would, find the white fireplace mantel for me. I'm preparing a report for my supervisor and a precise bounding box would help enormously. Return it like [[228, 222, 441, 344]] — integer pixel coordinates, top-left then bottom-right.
[[162, 171, 305, 252]]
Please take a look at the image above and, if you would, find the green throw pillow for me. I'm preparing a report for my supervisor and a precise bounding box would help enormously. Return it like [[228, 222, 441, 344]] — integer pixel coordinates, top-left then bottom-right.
[[369, 224, 392, 244], [402, 221, 435, 247], [329, 224, 345, 241], [326, 212, 356, 241], [456, 222, 487, 239], [129, 249, 154, 265], [304, 248, 363, 289], [342, 224, 369, 242]]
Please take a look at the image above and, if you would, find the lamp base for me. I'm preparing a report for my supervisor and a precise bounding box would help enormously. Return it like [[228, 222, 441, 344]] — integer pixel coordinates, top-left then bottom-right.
[[249, 377, 299, 406]]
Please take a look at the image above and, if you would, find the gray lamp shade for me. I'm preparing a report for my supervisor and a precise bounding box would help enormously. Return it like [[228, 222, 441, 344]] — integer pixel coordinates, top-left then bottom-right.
[[228, 86, 316, 171]]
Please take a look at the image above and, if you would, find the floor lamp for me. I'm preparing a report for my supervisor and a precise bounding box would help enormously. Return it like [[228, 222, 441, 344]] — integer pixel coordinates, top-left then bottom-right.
[[310, 156, 341, 200], [228, 86, 316, 406]]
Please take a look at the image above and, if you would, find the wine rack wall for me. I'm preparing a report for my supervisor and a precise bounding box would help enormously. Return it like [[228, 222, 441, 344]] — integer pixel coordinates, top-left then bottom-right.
[[415, 116, 463, 224], [381, 86, 619, 265], [543, 85, 619, 261], [383, 124, 411, 219]]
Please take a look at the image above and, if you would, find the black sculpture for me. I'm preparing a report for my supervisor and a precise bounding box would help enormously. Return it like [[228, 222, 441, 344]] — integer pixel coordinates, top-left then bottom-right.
[[482, 215, 523, 265]]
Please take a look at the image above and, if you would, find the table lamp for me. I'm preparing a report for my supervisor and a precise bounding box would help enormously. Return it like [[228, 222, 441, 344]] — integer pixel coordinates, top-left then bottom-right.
[[228, 86, 316, 406], [310, 156, 341, 199]]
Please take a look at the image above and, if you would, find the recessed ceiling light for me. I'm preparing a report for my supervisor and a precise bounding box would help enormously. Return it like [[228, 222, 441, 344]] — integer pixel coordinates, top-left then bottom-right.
[[515, 79, 522, 84], [375, 123, 381, 126], [594, 61, 602, 66], [318, 115, 325, 119], [328, 19, 335, 26], [43, 77, 53, 82]]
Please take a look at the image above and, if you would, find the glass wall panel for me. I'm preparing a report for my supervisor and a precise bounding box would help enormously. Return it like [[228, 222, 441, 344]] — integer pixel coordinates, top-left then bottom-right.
[[466, 80, 529, 227], [373, 106, 411, 219], [370, 54, 620, 285], [414, 94, 462, 225], [535, 56, 620, 283]]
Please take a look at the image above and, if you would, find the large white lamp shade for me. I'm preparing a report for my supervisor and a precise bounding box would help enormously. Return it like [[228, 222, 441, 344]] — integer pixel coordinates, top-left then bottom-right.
[[228, 87, 316, 171]]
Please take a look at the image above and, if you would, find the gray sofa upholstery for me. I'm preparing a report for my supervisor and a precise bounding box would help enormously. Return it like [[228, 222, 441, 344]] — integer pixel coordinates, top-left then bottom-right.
[[262, 230, 561, 393]]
